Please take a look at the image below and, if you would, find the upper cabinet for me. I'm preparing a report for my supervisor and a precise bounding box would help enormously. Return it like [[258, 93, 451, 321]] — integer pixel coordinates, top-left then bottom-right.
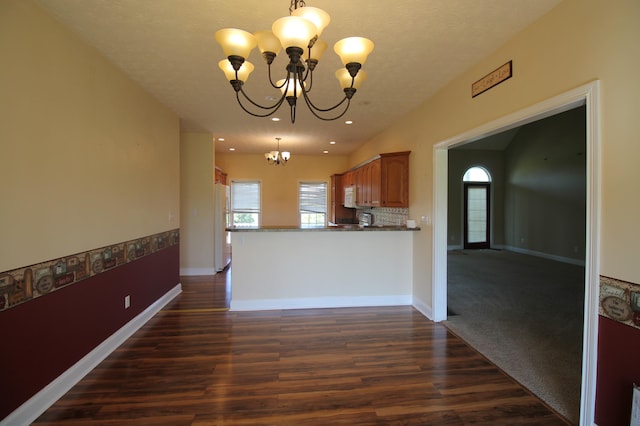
[[379, 151, 409, 207], [341, 151, 410, 208], [330, 174, 357, 224], [215, 166, 227, 185]]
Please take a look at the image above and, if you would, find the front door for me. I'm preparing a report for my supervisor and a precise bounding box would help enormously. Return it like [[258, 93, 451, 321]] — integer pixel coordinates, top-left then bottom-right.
[[464, 183, 490, 249]]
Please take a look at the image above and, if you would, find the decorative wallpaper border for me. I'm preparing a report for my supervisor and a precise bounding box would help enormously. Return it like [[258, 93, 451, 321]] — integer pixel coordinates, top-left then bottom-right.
[[0, 229, 180, 313], [600, 275, 640, 330]]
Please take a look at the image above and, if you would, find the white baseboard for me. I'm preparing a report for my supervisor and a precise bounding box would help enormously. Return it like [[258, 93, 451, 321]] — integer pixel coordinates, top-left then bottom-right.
[[504, 246, 586, 266], [230, 295, 412, 311], [180, 267, 216, 276], [1, 284, 182, 426], [412, 297, 433, 320]]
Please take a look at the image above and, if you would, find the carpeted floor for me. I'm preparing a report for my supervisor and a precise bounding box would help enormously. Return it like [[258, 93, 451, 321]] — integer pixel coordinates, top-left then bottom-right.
[[444, 249, 585, 425]]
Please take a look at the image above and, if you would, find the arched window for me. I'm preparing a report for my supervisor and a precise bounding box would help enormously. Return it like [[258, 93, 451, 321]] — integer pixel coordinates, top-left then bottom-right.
[[462, 167, 491, 249], [463, 166, 491, 182]]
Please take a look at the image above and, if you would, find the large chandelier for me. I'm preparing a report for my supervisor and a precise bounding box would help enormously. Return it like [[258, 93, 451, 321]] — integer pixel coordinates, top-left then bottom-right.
[[265, 137, 291, 165], [215, 0, 374, 123]]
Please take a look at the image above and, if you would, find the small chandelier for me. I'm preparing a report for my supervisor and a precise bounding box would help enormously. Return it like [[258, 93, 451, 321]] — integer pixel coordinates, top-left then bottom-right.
[[265, 137, 291, 165], [215, 0, 374, 123]]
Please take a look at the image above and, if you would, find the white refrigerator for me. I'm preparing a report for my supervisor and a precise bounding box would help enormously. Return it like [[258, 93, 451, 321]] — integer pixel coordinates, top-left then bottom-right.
[[214, 183, 231, 272]]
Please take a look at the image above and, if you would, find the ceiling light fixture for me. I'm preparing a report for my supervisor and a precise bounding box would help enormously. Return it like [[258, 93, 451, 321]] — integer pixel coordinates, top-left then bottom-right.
[[215, 0, 374, 123], [265, 137, 290, 165]]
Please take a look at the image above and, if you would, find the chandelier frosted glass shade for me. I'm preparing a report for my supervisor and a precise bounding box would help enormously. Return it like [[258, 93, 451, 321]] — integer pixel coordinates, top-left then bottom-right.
[[336, 69, 367, 91], [271, 16, 316, 51], [214, 1, 374, 123], [218, 59, 254, 82], [214, 29, 257, 59], [254, 30, 282, 57], [277, 78, 304, 98], [303, 39, 327, 64], [333, 37, 375, 66], [290, 6, 330, 37]]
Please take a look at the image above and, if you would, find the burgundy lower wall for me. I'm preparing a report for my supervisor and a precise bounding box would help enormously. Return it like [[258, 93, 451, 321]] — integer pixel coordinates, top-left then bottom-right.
[[595, 316, 640, 425], [0, 244, 179, 420]]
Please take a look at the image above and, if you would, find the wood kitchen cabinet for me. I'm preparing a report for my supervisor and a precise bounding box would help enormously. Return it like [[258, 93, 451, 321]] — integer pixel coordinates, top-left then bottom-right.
[[368, 159, 381, 205], [379, 151, 410, 207], [343, 170, 354, 188], [338, 151, 410, 208], [355, 166, 365, 206], [330, 174, 356, 224], [343, 151, 409, 207], [356, 160, 377, 206], [215, 166, 227, 185]]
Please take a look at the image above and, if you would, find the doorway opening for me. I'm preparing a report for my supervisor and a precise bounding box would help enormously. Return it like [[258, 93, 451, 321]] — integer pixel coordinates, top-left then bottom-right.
[[431, 81, 601, 425]]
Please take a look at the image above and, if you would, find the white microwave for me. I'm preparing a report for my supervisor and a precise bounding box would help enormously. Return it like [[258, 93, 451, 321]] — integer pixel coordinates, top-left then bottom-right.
[[344, 186, 356, 208]]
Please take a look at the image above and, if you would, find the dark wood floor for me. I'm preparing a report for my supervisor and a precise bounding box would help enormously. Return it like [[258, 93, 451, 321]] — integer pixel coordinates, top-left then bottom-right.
[[34, 267, 570, 425]]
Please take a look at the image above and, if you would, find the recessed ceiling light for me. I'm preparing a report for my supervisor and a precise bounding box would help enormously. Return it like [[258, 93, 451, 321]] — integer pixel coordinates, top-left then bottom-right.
[[218, 138, 225, 141], [345, 120, 353, 125], [329, 141, 336, 145], [323, 150, 329, 154], [271, 117, 280, 122], [229, 148, 235, 151]]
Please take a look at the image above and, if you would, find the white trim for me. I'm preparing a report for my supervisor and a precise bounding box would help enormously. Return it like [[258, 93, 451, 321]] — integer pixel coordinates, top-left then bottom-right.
[[432, 148, 449, 322], [448, 246, 585, 266], [1, 284, 182, 426], [432, 81, 600, 426], [180, 267, 216, 276], [230, 295, 412, 311], [500, 246, 586, 266], [412, 297, 433, 320], [581, 80, 601, 426]]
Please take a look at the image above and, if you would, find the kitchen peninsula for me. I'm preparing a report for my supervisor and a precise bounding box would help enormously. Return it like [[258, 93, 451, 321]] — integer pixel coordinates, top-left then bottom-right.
[[228, 225, 419, 311]]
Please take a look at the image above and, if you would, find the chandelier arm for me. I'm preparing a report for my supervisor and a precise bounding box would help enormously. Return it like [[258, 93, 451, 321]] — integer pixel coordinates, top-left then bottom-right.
[[301, 88, 349, 113], [238, 85, 287, 111], [301, 92, 352, 121], [300, 66, 313, 93], [235, 90, 287, 118], [268, 63, 289, 90]]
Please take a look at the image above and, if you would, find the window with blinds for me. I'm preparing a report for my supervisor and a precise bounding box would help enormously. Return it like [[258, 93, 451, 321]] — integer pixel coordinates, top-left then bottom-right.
[[231, 181, 261, 227], [299, 182, 327, 228]]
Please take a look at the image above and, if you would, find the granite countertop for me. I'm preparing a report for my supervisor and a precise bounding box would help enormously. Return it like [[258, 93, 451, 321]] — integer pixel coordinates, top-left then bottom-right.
[[227, 225, 420, 232]]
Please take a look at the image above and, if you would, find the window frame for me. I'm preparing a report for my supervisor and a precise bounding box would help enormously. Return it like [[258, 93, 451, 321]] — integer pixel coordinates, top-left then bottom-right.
[[298, 181, 328, 228], [230, 180, 261, 228]]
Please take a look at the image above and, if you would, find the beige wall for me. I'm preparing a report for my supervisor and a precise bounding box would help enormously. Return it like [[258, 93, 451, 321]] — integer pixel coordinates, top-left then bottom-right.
[[216, 153, 350, 226], [351, 0, 640, 305], [230, 231, 412, 310], [180, 133, 215, 274], [0, 0, 180, 272]]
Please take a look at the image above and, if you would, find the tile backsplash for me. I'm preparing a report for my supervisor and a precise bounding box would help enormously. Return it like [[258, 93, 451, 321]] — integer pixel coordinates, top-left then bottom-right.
[[358, 207, 409, 226]]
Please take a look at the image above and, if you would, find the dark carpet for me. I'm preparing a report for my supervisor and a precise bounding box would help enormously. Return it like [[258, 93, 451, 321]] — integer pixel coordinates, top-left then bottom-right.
[[445, 249, 585, 424]]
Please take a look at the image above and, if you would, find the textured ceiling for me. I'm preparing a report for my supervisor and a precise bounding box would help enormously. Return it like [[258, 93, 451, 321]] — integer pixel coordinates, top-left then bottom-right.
[[36, 0, 561, 156]]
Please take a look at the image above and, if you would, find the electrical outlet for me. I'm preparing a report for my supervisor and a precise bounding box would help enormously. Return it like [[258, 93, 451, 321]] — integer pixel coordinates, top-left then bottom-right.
[[124, 295, 130, 309]]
